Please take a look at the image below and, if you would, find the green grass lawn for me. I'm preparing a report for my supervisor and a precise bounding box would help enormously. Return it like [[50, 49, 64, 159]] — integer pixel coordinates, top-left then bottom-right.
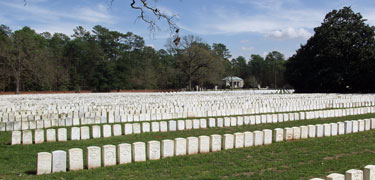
[[1, 113, 375, 179]]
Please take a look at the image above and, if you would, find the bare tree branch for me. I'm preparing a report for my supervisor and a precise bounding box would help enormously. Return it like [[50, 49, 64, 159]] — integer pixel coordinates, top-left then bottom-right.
[[24, 0, 181, 45], [116, 0, 180, 45]]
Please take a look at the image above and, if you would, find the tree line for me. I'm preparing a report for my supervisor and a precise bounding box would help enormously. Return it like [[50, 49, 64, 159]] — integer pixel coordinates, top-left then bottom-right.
[[0, 25, 288, 93], [3, 6, 372, 93]]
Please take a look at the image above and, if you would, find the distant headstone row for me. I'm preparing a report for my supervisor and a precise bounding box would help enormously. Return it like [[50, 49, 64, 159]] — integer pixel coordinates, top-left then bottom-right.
[[11, 107, 374, 145], [1, 93, 374, 132], [36, 117, 375, 175]]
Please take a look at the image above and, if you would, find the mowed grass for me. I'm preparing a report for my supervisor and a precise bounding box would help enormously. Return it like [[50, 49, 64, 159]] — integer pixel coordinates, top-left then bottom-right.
[[1, 114, 375, 179]]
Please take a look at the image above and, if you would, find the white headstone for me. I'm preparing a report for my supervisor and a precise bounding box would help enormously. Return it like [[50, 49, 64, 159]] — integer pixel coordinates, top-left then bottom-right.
[[52, 150, 66, 173], [46, 129, 56, 142], [11, 131, 21, 145], [71, 127, 80, 140], [358, 120, 365, 132], [224, 117, 231, 127], [364, 165, 375, 180], [292, 127, 301, 140], [118, 143, 132, 164], [177, 120, 185, 131], [316, 124, 324, 137], [200, 119, 207, 129], [345, 121, 353, 134], [284, 128, 293, 141], [254, 131, 264, 146], [330, 123, 338, 136], [229, 117, 237, 127], [199, 136, 210, 153], [37, 152, 52, 175], [147, 141, 160, 160], [160, 121, 168, 132], [22, 130, 33, 144], [151, 122, 160, 132], [223, 134, 234, 150], [208, 118, 216, 128], [113, 124, 122, 136], [263, 129, 272, 145], [69, 148, 83, 171], [124, 124, 133, 135], [345, 169, 363, 180], [352, 120, 359, 133], [161, 139, 174, 158], [365, 119, 371, 131], [210, 134, 222, 152], [58, 128, 67, 142], [92, 125, 101, 139], [103, 145, 116, 166], [81, 126, 90, 140], [217, 118, 224, 127], [169, 121, 177, 131], [300, 126, 308, 139], [338, 122, 345, 135], [274, 128, 284, 142], [371, 119, 375, 129], [308, 125, 316, 138], [103, 125, 112, 138], [133, 142, 146, 162], [175, 138, 187, 156], [185, 120, 193, 130], [234, 132, 244, 148], [87, 146, 101, 169], [142, 122, 150, 133], [326, 173, 345, 180], [244, 131, 254, 147], [133, 123, 141, 134], [187, 137, 199, 155]]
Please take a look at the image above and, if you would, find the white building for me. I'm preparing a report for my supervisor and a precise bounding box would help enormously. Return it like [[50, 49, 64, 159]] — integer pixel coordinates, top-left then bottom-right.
[[222, 76, 244, 89]]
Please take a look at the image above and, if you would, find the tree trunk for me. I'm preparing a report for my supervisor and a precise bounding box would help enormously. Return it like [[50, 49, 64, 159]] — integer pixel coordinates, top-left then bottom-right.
[[189, 79, 192, 91], [15, 76, 19, 94]]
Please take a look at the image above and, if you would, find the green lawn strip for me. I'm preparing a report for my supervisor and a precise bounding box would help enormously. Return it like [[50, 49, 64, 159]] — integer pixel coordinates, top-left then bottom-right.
[[0, 113, 374, 179]]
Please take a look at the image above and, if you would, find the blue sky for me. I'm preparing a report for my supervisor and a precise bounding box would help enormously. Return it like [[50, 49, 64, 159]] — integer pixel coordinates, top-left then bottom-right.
[[1, 0, 375, 59]]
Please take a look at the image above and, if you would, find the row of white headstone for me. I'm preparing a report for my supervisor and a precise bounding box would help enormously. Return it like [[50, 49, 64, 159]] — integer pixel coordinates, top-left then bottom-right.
[[37, 129, 273, 175], [0, 100, 369, 121], [1, 100, 372, 124], [1, 93, 374, 124], [310, 165, 375, 180], [36, 117, 375, 175], [11, 107, 375, 145], [274, 118, 375, 142], [1, 92, 368, 114], [3, 105, 373, 132]]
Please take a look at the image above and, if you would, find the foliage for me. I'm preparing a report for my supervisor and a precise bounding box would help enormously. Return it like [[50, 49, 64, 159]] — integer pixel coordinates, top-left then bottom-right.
[[285, 7, 375, 93], [0, 25, 289, 92]]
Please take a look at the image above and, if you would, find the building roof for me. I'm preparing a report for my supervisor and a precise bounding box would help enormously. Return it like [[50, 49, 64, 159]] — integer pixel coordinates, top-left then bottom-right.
[[222, 76, 243, 81]]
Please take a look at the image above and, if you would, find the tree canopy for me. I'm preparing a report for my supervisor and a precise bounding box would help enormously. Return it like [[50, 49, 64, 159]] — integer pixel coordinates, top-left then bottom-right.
[[0, 24, 289, 92], [285, 7, 375, 93]]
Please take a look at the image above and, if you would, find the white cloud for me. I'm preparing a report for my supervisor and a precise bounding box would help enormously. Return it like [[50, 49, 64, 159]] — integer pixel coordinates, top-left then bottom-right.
[[157, 6, 180, 19], [181, 5, 324, 39], [0, 1, 115, 25], [240, 40, 249, 44], [241, 46, 255, 51], [362, 11, 375, 25], [266, 28, 312, 40]]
